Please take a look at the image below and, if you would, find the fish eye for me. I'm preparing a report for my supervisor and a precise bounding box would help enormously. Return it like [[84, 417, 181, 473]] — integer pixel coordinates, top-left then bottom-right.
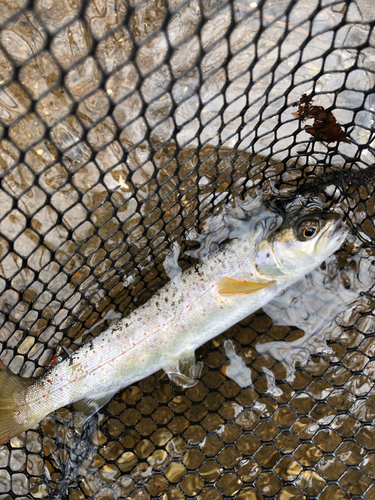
[[296, 220, 320, 241]]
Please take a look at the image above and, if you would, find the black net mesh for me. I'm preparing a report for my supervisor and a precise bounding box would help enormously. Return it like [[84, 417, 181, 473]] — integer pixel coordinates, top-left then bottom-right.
[[1, 0, 375, 498]]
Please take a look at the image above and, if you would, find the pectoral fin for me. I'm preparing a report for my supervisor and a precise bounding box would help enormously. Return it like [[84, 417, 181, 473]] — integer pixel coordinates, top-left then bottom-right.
[[162, 349, 203, 388], [218, 277, 273, 295]]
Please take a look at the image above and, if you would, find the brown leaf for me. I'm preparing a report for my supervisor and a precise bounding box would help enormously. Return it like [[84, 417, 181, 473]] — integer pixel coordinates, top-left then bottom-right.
[[293, 93, 351, 144]]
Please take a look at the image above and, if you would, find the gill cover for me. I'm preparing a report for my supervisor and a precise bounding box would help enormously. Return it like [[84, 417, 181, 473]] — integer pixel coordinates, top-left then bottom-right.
[[254, 211, 347, 279]]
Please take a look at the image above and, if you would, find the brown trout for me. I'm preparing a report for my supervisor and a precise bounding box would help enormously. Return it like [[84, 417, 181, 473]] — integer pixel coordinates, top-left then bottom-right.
[[0, 209, 347, 445]]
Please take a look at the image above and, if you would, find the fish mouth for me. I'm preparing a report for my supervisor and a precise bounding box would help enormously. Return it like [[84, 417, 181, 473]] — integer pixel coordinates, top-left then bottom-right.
[[323, 212, 347, 237], [332, 216, 348, 237]]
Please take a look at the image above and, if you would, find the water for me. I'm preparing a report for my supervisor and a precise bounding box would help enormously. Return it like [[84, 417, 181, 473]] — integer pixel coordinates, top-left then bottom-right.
[[0, 0, 375, 498], [2, 193, 374, 500]]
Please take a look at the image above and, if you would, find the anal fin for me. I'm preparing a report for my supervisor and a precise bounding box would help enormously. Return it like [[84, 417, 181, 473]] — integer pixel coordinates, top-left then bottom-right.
[[73, 390, 118, 418], [218, 277, 273, 295]]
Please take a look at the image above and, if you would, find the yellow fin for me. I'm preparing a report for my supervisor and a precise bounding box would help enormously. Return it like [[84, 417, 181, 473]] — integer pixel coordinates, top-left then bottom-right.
[[218, 277, 273, 295]]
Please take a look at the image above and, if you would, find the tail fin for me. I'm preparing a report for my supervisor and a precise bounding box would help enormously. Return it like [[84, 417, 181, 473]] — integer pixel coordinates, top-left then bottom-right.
[[0, 360, 34, 445]]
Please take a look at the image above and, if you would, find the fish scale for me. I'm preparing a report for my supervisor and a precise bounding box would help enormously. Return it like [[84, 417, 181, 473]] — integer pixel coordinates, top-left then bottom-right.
[[0, 209, 348, 445], [18, 227, 268, 423]]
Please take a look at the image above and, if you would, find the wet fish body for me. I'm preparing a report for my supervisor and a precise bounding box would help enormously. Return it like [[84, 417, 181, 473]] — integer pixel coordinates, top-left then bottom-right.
[[0, 209, 348, 444], [9, 229, 276, 431]]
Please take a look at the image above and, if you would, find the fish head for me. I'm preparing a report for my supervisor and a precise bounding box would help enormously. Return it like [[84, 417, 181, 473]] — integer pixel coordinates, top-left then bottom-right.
[[255, 211, 348, 279]]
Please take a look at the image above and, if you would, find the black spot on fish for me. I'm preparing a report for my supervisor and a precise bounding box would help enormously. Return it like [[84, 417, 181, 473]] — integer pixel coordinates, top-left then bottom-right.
[[266, 253, 270, 258], [165, 298, 168, 303]]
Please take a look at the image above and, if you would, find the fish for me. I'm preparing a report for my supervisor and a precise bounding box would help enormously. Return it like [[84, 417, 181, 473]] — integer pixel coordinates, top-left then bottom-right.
[[0, 207, 348, 445]]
